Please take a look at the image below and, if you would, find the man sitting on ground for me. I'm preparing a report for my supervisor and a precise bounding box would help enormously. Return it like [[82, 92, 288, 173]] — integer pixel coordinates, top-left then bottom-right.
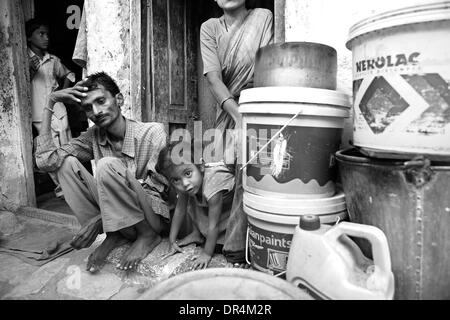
[[35, 72, 170, 273]]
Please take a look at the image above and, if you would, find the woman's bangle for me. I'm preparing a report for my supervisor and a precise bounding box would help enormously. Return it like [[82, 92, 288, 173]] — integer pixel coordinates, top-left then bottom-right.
[[219, 96, 234, 110], [44, 106, 54, 113]]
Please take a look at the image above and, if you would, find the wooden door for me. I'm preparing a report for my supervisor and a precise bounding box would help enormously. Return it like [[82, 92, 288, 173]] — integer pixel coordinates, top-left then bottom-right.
[[144, 0, 198, 139]]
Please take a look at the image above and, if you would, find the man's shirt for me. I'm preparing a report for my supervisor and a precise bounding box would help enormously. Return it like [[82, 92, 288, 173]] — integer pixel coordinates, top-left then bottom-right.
[[35, 118, 166, 184]]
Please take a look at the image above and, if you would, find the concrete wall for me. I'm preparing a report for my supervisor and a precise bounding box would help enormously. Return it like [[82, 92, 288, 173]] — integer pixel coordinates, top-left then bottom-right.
[[283, 0, 434, 146], [0, 0, 36, 210], [84, 0, 136, 120]]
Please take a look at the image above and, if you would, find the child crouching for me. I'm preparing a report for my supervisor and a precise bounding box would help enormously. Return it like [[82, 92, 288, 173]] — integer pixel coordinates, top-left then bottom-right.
[[156, 140, 235, 269]]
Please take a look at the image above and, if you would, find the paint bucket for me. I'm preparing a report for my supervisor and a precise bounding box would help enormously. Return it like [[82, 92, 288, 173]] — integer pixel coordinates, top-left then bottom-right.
[[239, 86, 350, 198], [244, 191, 348, 275], [254, 42, 337, 89], [336, 148, 450, 299], [138, 268, 313, 300], [346, 2, 450, 161]]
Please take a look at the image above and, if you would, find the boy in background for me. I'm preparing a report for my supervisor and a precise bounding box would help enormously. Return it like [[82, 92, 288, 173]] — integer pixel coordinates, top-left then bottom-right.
[[26, 18, 75, 198]]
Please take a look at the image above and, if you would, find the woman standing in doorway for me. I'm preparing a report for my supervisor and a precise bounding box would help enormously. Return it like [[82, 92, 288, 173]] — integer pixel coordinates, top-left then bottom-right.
[[200, 0, 273, 267]]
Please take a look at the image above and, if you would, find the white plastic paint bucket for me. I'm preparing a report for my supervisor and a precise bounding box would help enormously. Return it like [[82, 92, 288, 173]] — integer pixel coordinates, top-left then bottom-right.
[[243, 191, 348, 274], [346, 2, 450, 160], [239, 87, 350, 198]]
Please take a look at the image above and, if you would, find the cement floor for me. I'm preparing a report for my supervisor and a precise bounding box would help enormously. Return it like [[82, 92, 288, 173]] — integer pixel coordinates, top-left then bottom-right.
[[0, 210, 229, 300]]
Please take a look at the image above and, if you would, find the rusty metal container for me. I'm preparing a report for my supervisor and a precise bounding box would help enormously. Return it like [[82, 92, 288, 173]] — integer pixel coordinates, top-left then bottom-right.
[[254, 42, 337, 89], [336, 148, 450, 300]]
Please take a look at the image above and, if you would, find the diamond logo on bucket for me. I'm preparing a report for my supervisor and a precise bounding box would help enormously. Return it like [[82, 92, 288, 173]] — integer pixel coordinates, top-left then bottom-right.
[[358, 76, 409, 134], [357, 73, 450, 135]]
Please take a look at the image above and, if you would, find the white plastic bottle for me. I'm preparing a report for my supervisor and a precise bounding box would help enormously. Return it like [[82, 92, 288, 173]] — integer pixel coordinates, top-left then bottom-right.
[[286, 215, 395, 300]]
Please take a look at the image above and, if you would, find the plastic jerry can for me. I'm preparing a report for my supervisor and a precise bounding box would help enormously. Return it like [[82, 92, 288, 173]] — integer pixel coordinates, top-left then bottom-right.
[[286, 215, 395, 300]]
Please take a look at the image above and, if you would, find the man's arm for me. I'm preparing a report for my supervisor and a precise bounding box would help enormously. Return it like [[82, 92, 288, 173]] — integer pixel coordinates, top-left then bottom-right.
[[142, 123, 168, 191], [35, 82, 92, 172], [41, 82, 87, 135]]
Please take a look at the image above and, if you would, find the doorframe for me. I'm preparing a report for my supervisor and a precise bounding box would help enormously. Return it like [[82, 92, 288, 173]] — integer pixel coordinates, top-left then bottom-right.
[[130, 0, 147, 122], [1, 0, 36, 209], [141, 0, 154, 123]]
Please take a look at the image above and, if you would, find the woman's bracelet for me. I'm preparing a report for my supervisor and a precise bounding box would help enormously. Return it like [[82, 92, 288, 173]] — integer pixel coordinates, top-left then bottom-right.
[[219, 96, 234, 110], [44, 106, 54, 113]]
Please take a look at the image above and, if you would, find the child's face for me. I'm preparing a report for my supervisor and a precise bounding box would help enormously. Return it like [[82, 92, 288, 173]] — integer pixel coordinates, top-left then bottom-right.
[[28, 26, 49, 51], [168, 163, 203, 196]]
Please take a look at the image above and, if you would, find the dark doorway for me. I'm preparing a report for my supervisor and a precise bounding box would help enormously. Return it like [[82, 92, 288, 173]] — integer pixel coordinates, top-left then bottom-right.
[[33, 0, 88, 139], [30, 0, 90, 214]]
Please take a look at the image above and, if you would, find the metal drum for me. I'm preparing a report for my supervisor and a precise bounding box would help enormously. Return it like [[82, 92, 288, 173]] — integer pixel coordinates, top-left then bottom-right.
[[254, 42, 337, 89]]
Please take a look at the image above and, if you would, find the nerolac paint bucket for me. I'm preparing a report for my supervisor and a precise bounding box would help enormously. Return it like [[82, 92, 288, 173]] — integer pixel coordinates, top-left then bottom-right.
[[346, 2, 450, 160]]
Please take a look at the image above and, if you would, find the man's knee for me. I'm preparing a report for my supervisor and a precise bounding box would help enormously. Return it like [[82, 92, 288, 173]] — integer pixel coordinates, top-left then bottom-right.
[[96, 157, 125, 180], [57, 156, 81, 178]]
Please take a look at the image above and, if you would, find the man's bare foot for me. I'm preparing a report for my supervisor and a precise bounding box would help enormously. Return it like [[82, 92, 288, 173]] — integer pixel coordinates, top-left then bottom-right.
[[116, 233, 161, 271], [86, 232, 128, 273], [71, 215, 103, 249], [178, 231, 204, 247]]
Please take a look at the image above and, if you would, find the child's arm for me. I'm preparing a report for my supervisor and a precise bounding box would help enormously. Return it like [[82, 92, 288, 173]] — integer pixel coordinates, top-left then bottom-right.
[[193, 191, 224, 269], [54, 57, 75, 89], [168, 193, 189, 253]]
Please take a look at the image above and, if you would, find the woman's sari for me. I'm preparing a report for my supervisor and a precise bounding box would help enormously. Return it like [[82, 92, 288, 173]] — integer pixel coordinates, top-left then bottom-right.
[[206, 8, 273, 135], [200, 8, 273, 263]]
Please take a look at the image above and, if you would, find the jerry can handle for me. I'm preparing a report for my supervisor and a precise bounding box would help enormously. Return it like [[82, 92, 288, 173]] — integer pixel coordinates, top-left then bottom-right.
[[325, 222, 392, 279]]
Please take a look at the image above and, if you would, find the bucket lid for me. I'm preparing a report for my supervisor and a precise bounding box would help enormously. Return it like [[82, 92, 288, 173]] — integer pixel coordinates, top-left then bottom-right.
[[239, 87, 350, 108], [244, 203, 347, 225], [336, 148, 450, 169], [347, 1, 450, 49], [244, 191, 347, 215]]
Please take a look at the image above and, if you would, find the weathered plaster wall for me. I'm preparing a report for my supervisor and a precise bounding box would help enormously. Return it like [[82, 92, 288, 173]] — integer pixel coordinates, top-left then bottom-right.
[[284, 0, 433, 95], [0, 0, 36, 210], [283, 0, 433, 146], [85, 0, 133, 119]]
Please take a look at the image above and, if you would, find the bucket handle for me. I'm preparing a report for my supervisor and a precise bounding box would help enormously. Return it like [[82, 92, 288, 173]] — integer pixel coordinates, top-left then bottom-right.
[[245, 226, 252, 266], [324, 222, 393, 289]]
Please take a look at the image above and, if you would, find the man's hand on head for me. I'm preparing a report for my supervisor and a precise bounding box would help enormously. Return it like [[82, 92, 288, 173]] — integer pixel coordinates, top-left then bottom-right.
[[49, 79, 89, 105]]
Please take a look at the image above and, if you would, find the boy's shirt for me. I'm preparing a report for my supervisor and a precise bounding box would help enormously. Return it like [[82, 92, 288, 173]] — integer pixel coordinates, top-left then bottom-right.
[[192, 162, 235, 208], [188, 163, 236, 245], [28, 48, 75, 122]]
